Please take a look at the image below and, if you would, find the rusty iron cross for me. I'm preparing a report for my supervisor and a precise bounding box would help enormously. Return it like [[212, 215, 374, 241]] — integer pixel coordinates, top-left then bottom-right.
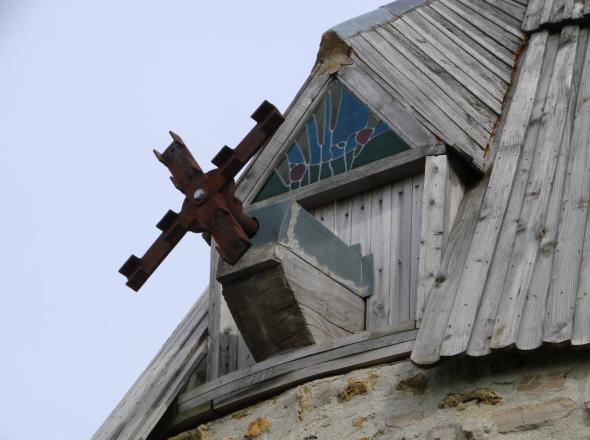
[[119, 101, 284, 291]]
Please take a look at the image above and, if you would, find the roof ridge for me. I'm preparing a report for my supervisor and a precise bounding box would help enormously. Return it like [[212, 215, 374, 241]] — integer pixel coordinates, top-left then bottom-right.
[[329, 0, 428, 39]]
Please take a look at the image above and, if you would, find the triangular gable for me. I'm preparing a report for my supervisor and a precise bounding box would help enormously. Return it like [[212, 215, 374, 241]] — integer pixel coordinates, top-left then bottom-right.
[[254, 80, 412, 202], [236, 65, 437, 207], [237, 0, 527, 205]]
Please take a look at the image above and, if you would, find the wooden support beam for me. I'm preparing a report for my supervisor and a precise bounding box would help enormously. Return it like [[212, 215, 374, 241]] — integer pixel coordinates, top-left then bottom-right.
[[416, 155, 464, 324], [206, 245, 238, 380]]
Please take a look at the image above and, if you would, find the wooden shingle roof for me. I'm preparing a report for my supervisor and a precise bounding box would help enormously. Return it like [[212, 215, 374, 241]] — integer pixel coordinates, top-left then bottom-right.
[[332, 0, 527, 172], [524, 0, 590, 31], [236, 0, 528, 208], [413, 18, 590, 364]]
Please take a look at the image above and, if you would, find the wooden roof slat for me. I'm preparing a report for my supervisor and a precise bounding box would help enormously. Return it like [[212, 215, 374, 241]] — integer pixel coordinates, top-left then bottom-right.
[[430, 2, 516, 66], [416, 7, 512, 82], [350, 32, 486, 154], [571, 38, 590, 348], [377, 21, 500, 129], [516, 27, 589, 351], [523, 0, 547, 31], [544, 26, 590, 344], [540, 0, 557, 25], [411, 174, 489, 364], [416, 156, 465, 322], [442, 0, 522, 52], [466, 32, 562, 357], [484, 0, 527, 21], [356, 27, 492, 150], [456, 0, 525, 37], [438, 31, 549, 358], [523, 0, 590, 31], [491, 26, 581, 350], [396, 13, 505, 112]]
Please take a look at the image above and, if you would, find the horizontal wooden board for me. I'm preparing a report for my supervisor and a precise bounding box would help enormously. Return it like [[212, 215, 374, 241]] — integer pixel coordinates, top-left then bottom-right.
[[166, 323, 417, 432]]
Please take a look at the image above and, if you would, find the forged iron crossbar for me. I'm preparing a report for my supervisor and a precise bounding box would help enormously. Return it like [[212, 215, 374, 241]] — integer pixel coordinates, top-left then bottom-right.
[[120, 101, 284, 291]]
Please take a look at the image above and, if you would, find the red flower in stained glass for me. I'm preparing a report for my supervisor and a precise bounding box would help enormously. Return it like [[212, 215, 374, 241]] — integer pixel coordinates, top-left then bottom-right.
[[356, 128, 374, 145], [290, 164, 306, 181]]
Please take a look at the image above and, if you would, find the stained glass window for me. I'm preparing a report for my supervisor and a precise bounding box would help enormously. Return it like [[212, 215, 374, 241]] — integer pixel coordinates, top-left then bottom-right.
[[254, 81, 411, 202]]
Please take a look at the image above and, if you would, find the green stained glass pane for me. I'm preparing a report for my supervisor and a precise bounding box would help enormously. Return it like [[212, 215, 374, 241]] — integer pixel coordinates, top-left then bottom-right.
[[254, 80, 412, 202], [254, 172, 289, 201]]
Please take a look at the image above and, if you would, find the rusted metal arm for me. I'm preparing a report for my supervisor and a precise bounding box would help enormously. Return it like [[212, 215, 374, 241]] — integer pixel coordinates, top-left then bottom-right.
[[119, 101, 284, 292]]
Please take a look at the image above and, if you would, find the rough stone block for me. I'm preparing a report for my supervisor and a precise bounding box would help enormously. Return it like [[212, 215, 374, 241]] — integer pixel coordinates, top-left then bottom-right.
[[427, 425, 460, 440], [385, 410, 423, 428], [462, 419, 492, 440], [491, 397, 577, 433], [517, 372, 567, 392]]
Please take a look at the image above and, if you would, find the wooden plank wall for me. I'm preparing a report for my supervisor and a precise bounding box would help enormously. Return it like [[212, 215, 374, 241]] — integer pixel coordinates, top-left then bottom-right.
[[310, 173, 424, 330]]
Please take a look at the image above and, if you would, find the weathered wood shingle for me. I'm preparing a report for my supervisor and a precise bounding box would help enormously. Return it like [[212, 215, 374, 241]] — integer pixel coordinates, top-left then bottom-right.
[[341, 0, 527, 172], [413, 24, 590, 364], [523, 0, 590, 31]]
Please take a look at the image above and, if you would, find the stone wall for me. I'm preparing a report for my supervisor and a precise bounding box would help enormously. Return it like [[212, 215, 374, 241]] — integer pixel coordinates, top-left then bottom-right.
[[170, 349, 590, 440]]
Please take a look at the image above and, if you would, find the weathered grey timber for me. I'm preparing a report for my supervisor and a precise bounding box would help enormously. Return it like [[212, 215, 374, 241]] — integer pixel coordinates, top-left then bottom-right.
[[523, 0, 590, 31], [161, 322, 416, 436], [309, 174, 425, 330], [416, 155, 464, 323], [217, 202, 367, 361], [414, 24, 590, 364], [343, 0, 525, 172], [206, 245, 238, 381], [237, 0, 527, 207], [91, 292, 208, 440]]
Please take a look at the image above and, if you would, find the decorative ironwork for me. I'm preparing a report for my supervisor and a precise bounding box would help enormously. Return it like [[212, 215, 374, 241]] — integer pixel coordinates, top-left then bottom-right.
[[119, 101, 284, 291]]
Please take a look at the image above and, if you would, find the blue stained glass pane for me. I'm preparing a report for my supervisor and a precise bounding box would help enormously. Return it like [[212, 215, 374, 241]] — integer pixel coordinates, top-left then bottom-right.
[[287, 143, 306, 165], [254, 81, 412, 202], [307, 117, 322, 166]]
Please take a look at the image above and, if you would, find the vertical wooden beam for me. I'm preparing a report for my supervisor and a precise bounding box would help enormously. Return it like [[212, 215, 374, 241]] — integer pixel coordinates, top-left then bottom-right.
[[416, 155, 464, 324], [367, 184, 393, 329], [443, 159, 464, 253], [206, 244, 239, 380], [409, 173, 425, 320]]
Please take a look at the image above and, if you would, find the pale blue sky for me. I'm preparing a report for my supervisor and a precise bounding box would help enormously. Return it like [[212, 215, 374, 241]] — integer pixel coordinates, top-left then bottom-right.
[[0, 1, 384, 439]]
